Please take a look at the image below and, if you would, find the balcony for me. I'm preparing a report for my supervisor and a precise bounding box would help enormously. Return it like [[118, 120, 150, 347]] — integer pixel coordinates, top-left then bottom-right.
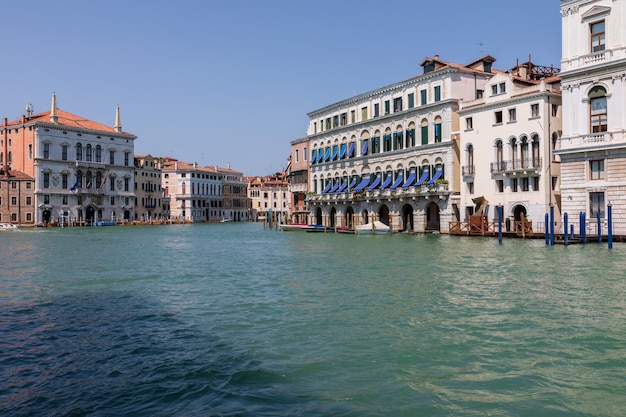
[[75, 160, 106, 170], [557, 132, 626, 151], [462, 165, 475, 181], [491, 158, 542, 176]]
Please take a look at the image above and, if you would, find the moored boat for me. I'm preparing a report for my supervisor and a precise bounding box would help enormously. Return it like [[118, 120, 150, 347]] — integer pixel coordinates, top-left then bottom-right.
[[355, 221, 390, 235], [0, 223, 19, 231], [279, 223, 314, 232]]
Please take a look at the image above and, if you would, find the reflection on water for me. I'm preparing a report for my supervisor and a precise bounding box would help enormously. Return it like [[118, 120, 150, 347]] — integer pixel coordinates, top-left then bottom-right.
[[1, 224, 626, 416]]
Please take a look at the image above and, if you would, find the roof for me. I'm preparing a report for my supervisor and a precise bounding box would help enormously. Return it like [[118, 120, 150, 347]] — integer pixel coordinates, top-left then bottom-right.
[[7, 108, 135, 137], [0, 169, 34, 180]]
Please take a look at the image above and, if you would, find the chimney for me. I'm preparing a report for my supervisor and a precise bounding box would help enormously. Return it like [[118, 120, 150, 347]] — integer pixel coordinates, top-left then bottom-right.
[[434, 54, 440, 60]]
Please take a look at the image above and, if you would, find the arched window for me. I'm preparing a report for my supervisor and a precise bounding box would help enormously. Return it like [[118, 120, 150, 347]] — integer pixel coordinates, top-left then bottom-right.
[[466, 144, 474, 168], [520, 136, 528, 168], [76, 143, 83, 161], [95, 171, 102, 188], [95, 145, 102, 162], [421, 119, 429, 145], [510, 138, 518, 169], [589, 86, 607, 133], [86, 144, 92, 162], [434, 116, 442, 143], [495, 140, 504, 170], [531, 135, 540, 167]]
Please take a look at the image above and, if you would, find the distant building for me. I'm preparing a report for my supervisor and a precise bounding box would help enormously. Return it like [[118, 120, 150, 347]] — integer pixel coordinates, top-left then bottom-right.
[[247, 172, 289, 222], [557, 0, 626, 234], [220, 165, 249, 222], [134, 154, 164, 221], [1, 94, 136, 226], [0, 169, 35, 226], [459, 61, 561, 230], [287, 137, 310, 224]]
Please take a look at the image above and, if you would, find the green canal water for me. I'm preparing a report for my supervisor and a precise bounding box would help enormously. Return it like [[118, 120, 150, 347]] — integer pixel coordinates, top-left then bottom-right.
[[1, 223, 625, 416]]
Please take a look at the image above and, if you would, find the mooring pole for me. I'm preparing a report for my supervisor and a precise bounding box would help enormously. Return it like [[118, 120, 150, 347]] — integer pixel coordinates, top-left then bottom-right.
[[550, 204, 555, 246], [608, 204, 613, 249], [564, 213, 568, 246], [497, 205, 503, 245], [545, 213, 549, 245]]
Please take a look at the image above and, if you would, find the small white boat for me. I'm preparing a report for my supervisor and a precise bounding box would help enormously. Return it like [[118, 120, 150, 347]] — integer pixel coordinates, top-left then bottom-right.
[[220, 218, 233, 223], [355, 221, 390, 235], [280, 223, 313, 232], [0, 223, 19, 231]]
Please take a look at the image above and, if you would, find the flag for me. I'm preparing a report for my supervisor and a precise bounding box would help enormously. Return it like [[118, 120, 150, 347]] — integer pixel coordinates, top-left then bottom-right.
[[100, 175, 107, 188], [70, 173, 81, 191]]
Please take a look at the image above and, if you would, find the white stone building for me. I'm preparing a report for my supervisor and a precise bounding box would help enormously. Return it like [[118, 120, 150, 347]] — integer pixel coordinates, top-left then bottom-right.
[[2, 94, 136, 225], [307, 55, 496, 233], [459, 62, 562, 232], [557, 0, 626, 234]]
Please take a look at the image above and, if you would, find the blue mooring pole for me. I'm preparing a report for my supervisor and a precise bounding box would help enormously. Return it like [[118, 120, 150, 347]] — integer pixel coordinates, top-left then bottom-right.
[[564, 213, 568, 246], [597, 211, 602, 243], [497, 206, 503, 245], [608, 204, 613, 249], [545, 213, 549, 245], [582, 212, 587, 245], [550, 205, 555, 246], [570, 224, 574, 239]]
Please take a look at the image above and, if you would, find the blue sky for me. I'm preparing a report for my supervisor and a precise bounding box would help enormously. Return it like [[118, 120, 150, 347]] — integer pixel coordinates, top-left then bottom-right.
[[0, 0, 561, 176]]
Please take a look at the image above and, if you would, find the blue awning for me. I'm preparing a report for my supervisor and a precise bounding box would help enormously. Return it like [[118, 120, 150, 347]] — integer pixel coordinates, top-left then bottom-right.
[[353, 178, 370, 192], [380, 176, 392, 189], [361, 140, 369, 155], [427, 169, 443, 186], [348, 177, 358, 189], [324, 148, 331, 162], [339, 143, 347, 159], [367, 176, 381, 190], [316, 149, 324, 163], [329, 181, 340, 193], [331, 146, 338, 160], [401, 172, 416, 189], [310, 149, 317, 164], [321, 182, 332, 194], [390, 175, 404, 190], [347, 142, 355, 157], [416, 170, 429, 186], [337, 181, 348, 193]]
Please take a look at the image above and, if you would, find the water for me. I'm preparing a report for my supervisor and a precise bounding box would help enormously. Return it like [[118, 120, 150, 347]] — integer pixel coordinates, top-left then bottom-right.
[[1, 223, 625, 416]]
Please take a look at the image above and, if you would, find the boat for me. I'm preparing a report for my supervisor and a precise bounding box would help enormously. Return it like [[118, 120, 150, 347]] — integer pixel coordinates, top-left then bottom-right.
[[220, 218, 233, 223], [336, 226, 355, 234], [94, 221, 116, 226], [355, 221, 391, 235], [304, 224, 333, 233], [279, 223, 313, 232], [0, 223, 18, 231]]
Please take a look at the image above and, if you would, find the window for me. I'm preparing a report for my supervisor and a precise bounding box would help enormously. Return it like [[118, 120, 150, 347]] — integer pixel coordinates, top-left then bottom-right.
[[86, 144, 92, 161], [508, 108, 516, 122], [494, 111, 503, 124], [76, 143, 82, 161], [384, 100, 390, 115], [62, 195, 68, 205], [590, 192, 605, 217], [361, 107, 368, 121], [531, 104, 539, 118], [62, 174, 68, 189], [589, 86, 607, 133], [499, 83, 506, 93], [325, 118, 331, 129], [333, 115, 338, 128], [125, 178, 129, 191], [420, 89, 427, 105], [110, 178, 115, 191], [374, 103, 380, 117], [11, 196, 17, 205], [43, 172, 50, 188], [552, 104, 558, 117], [44, 195, 50, 204], [434, 117, 442, 143], [590, 160, 605, 180], [591, 21, 605, 53], [533, 177, 539, 191], [295, 149, 299, 163], [62, 145, 68, 161], [40, 143, 45, 159], [408, 93, 414, 108], [393, 97, 402, 112], [26, 196, 32, 205], [421, 119, 428, 145], [465, 117, 473, 130], [521, 177, 529, 192], [340, 113, 347, 126], [350, 110, 355, 123], [109, 150, 115, 165], [434, 86, 441, 102], [496, 180, 504, 193], [476, 89, 484, 99], [124, 152, 130, 166], [511, 178, 518, 192], [492, 85, 498, 95], [467, 182, 474, 194]]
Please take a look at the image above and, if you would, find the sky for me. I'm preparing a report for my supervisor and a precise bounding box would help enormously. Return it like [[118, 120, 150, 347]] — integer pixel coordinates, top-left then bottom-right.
[[0, 0, 562, 176]]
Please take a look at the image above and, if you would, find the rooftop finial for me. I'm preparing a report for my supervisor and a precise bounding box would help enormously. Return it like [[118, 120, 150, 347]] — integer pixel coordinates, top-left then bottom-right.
[[114, 104, 122, 133], [50, 92, 58, 124]]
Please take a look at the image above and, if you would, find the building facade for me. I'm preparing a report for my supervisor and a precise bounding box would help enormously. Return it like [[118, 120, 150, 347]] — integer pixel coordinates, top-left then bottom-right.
[[247, 172, 289, 222], [134, 154, 164, 222], [1, 94, 136, 226], [557, 0, 626, 234], [287, 137, 310, 224], [306, 55, 497, 233], [459, 62, 562, 231], [0, 169, 35, 226], [221, 166, 249, 222]]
